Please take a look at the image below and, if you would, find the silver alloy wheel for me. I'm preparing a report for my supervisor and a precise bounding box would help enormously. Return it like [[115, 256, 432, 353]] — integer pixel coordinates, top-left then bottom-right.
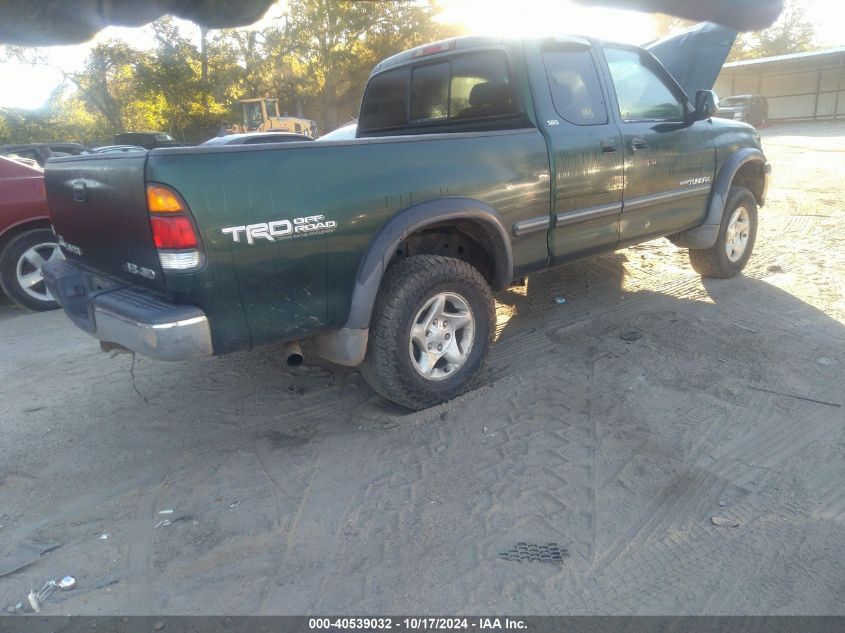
[[409, 291, 475, 381], [16, 242, 63, 302], [725, 206, 751, 263]]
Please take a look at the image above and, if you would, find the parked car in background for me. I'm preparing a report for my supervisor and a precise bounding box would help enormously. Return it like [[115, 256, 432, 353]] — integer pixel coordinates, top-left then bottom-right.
[[318, 122, 358, 141], [715, 94, 769, 127], [0, 156, 61, 311], [91, 145, 147, 154], [113, 132, 191, 150], [201, 132, 314, 146], [0, 142, 91, 166], [5, 156, 41, 170]]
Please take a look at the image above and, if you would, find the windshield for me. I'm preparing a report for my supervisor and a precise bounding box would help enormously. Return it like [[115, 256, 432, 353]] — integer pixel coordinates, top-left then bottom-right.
[[243, 102, 263, 129], [153, 133, 174, 141]]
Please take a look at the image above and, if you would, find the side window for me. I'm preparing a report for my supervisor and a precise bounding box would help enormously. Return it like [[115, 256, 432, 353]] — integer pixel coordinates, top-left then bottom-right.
[[542, 45, 607, 125], [411, 61, 449, 122], [361, 51, 518, 132], [359, 68, 409, 131], [604, 47, 685, 121], [449, 52, 516, 120]]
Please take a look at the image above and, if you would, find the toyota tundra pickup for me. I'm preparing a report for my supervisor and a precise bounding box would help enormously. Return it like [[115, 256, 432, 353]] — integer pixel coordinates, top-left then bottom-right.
[[43, 32, 770, 410]]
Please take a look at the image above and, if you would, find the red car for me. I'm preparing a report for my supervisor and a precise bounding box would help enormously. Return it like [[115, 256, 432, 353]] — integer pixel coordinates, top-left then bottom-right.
[[0, 155, 62, 311]]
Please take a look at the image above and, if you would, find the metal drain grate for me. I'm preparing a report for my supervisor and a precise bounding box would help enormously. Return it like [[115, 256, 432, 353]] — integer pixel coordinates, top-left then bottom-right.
[[499, 542, 568, 563]]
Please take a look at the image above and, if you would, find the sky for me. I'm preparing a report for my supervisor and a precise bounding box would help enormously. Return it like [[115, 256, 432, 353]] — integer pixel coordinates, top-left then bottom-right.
[[1, 0, 844, 110]]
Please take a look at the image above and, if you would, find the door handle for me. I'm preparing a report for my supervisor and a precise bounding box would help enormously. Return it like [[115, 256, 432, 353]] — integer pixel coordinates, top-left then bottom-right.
[[72, 181, 87, 202], [631, 136, 647, 151], [600, 140, 617, 153]]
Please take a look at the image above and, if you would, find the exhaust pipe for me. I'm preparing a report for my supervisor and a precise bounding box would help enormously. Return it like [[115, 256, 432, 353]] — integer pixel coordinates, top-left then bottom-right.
[[284, 341, 304, 367]]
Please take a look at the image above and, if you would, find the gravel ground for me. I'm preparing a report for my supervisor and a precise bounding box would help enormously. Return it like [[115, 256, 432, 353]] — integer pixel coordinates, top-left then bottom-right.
[[0, 121, 843, 615]]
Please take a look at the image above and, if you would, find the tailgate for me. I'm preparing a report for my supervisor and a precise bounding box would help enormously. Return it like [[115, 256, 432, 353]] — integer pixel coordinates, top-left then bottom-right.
[[44, 153, 166, 291]]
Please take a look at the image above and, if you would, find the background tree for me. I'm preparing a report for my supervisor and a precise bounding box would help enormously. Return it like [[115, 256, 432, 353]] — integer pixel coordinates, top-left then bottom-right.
[[273, 0, 462, 131], [1, 1, 463, 144], [728, 0, 818, 61]]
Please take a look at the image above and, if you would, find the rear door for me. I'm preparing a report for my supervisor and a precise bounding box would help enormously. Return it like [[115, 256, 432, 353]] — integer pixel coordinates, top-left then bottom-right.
[[529, 38, 624, 263], [601, 45, 715, 246]]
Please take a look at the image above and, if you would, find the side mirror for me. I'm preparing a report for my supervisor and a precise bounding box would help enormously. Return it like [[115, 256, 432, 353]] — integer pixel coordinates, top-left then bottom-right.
[[693, 90, 718, 120]]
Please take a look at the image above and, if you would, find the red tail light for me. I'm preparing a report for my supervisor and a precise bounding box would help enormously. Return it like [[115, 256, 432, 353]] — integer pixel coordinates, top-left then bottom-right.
[[150, 216, 198, 249], [146, 183, 203, 271]]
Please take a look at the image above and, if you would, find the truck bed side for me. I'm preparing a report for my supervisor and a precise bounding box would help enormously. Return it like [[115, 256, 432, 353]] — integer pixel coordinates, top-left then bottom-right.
[[146, 130, 551, 351]]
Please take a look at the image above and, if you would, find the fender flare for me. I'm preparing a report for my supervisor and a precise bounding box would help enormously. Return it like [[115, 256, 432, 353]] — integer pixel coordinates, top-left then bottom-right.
[[671, 147, 767, 249], [344, 197, 513, 330]]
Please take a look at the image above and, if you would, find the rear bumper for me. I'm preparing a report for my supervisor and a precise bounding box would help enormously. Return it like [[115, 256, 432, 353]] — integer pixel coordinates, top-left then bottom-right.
[[42, 259, 213, 361]]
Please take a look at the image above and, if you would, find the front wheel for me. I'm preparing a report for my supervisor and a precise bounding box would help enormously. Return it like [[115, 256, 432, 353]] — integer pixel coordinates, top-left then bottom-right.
[[0, 228, 63, 311], [688, 186, 758, 279], [360, 255, 495, 410]]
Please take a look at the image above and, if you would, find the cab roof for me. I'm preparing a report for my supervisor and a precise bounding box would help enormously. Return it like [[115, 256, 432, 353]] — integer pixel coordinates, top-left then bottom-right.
[[371, 36, 519, 76]]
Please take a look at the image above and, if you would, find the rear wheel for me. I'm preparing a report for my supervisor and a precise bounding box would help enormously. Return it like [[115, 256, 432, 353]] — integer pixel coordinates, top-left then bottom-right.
[[688, 186, 757, 279], [0, 228, 63, 311], [360, 255, 495, 410]]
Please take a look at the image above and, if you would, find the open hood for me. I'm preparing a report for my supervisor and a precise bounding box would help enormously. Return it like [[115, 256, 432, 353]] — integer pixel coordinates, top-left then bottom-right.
[[645, 22, 738, 99]]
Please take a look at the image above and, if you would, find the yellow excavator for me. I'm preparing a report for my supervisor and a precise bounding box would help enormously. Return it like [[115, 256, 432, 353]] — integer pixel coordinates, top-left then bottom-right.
[[226, 98, 317, 137]]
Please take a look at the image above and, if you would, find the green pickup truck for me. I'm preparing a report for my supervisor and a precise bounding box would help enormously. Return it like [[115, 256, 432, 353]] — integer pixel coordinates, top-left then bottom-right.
[[43, 34, 769, 410]]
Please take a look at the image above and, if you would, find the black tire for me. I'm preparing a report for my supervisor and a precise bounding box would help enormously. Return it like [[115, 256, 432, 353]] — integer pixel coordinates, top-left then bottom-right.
[[0, 228, 62, 311], [360, 255, 495, 410], [689, 186, 758, 279]]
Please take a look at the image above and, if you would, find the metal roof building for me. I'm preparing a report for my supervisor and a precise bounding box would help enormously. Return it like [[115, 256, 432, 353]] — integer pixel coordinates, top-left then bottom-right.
[[714, 47, 845, 122]]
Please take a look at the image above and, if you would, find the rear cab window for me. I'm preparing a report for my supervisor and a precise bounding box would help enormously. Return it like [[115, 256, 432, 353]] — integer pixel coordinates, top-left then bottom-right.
[[358, 48, 523, 135], [541, 43, 607, 125]]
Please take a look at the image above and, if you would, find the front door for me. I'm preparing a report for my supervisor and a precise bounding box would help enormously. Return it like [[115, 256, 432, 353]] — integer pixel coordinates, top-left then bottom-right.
[[602, 45, 715, 247], [532, 39, 624, 263]]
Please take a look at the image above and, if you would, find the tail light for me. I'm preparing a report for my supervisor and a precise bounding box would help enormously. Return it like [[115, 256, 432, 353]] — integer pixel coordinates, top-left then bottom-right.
[[147, 184, 204, 272]]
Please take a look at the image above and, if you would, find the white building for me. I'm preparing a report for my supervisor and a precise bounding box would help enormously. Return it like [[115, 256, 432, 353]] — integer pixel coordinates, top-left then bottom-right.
[[714, 47, 845, 122]]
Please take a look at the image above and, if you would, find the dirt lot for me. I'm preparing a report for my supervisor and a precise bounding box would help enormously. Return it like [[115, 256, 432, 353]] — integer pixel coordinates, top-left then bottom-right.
[[0, 121, 843, 615]]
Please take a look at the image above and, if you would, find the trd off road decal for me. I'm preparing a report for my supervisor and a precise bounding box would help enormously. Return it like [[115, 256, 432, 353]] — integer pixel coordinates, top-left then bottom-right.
[[222, 214, 337, 245]]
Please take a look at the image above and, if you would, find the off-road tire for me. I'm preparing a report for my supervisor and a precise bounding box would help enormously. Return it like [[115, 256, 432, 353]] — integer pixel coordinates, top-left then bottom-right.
[[0, 228, 61, 311], [689, 186, 758, 279], [360, 255, 495, 410]]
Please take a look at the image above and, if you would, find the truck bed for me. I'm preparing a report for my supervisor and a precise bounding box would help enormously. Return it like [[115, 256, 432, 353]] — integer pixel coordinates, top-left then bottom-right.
[[46, 130, 551, 353]]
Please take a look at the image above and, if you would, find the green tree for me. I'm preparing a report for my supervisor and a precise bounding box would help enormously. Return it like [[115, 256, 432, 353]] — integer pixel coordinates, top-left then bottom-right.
[[272, 0, 463, 131], [134, 17, 228, 138], [69, 40, 144, 132], [2, 3, 463, 143], [728, 1, 819, 61]]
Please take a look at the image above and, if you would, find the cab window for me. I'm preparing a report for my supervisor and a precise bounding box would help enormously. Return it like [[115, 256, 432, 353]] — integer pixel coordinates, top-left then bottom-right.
[[542, 44, 607, 125], [449, 52, 516, 120], [604, 47, 685, 121], [360, 50, 518, 132], [411, 61, 449, 122], [359, 67, 409, 130]]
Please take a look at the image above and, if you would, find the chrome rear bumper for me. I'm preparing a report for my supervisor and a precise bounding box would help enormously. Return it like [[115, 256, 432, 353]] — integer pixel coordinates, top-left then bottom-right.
[[43, 259, 213, 361]]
